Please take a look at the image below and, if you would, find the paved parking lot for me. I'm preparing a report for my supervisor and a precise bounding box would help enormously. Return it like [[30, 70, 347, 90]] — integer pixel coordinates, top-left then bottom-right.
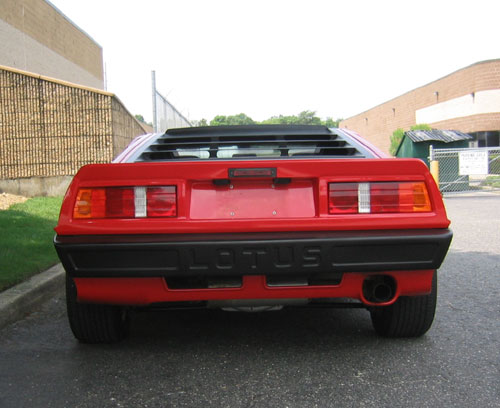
[[0, 194, 499, 408]]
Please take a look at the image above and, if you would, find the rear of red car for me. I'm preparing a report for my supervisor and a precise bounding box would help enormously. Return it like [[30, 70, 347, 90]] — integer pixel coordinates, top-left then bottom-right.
[[54, 125, 452, 343]]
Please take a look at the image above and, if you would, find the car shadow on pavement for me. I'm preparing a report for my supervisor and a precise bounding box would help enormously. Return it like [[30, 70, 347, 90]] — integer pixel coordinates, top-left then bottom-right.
[[126, 306, 383, 350]]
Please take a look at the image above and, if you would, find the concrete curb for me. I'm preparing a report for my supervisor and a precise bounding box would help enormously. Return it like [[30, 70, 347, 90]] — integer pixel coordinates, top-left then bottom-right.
[[0, 264, 65, 330]]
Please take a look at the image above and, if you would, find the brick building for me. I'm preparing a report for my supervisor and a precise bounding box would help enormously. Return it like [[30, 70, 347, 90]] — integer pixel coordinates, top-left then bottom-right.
[[0, 0, 103, 89], [0, 1, 147, 197], [340, 60, 500, 155]]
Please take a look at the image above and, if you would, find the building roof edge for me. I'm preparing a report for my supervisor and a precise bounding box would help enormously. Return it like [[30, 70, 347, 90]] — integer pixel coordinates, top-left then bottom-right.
[[341, 59, 500, 123], [0, 64, 113, 96], [43, 0, 103, 50]]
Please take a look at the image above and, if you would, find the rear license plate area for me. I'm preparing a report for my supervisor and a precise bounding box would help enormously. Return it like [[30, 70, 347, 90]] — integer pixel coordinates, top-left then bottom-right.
[[190, 179, 315, 219]]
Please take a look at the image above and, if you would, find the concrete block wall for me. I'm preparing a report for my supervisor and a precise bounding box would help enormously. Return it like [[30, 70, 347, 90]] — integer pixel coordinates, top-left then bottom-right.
[[0, 0, 103, 89], [0, 176, 72, 197], [111, 97, 149, 158], [0, 66, 145, 197]]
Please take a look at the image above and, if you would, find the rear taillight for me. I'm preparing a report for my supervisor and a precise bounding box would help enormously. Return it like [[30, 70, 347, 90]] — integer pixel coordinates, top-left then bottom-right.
[[106, 187, 135, 218], [73, 186, 177, 219], [329, 182, 431, 214], [146, 186, 177, 217], [328, 182, 358, 214]]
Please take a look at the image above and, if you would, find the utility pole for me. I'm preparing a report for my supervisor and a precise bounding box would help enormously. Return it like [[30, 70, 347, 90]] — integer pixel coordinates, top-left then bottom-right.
[[151, 70, 157, 133]]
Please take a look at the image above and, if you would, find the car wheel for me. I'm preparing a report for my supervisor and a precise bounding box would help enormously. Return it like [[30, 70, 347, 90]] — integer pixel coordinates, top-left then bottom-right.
[[370, 271, 437, 338], [65, 275, 130, 343]]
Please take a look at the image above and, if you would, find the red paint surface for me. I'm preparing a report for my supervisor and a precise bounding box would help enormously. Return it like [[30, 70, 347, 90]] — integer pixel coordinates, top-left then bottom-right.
[[74, 270, 434, 307], [60, 155, 445, 307], [55, 158, 450, 235], [190, 179, 315, 219]]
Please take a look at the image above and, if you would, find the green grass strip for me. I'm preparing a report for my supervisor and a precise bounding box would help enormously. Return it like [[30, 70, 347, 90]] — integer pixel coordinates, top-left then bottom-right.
[[0, 197, 62, 291], [484, 175, 500, 188]]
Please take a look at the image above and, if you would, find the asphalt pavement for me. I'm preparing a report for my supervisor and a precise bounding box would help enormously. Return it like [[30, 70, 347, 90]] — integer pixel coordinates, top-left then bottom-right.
[[0, 194, 499, 408]]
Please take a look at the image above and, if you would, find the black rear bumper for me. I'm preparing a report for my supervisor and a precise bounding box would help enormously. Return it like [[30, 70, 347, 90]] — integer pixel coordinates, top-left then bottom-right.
[[54, 229, 452, 278]]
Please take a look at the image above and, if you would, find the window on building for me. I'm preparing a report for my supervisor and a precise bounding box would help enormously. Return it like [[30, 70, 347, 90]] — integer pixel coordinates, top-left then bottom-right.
[[469, 131, 500, 147]]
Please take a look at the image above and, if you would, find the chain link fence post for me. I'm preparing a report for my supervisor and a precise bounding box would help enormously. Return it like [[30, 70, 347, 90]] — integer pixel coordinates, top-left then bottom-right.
[[151, 71, 191, 133], [429, 145, 440, 186]]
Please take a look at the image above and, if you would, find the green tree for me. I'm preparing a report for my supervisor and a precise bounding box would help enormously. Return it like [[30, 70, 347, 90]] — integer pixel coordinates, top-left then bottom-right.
[[210, 113, 256, 126], [134, 114, 152, 127], [323, 117, 342, 128], [192, 118, 208, 127], [296, 110, 322, 125], [261, 111, 335, 126], [411, 124, 432, 131], [389, 124, 432, 156], [260, 115, 295, 125], [390, 128, 405, 156], [207, 112, 342, 127]]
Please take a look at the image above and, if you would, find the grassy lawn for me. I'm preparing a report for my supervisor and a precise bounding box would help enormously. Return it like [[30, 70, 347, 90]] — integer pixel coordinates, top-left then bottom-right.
[[484, 175, 500, 188], [0, 197, 62, 291]]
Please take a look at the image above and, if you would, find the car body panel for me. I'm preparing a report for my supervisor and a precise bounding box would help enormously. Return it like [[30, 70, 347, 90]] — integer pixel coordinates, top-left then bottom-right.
[[73, 270, 435, 307], [54, 126, 452, 313], [55, 158, 449, 236]]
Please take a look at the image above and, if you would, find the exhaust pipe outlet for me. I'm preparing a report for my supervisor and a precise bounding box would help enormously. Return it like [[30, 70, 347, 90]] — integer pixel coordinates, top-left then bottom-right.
[[362, 275, 396, 304]]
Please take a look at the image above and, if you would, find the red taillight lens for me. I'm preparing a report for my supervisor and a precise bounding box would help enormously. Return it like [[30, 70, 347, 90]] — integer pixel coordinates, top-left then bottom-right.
[[370, 182, 399, 213], [328, 181, 431, 214], [147, 186, 177, 217], [73, 186, 177, 219], [105, 188, 135, 218], [329, 183, 358, 214], [371, 182, 431, 213]]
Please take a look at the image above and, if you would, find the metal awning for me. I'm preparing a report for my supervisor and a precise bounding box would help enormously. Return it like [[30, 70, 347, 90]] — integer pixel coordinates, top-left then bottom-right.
[[405, 130, 473, 143]]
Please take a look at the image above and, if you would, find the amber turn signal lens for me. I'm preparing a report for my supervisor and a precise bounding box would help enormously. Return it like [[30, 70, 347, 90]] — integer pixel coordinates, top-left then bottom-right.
[[74, 189, 92, 218], [409, 182, 432, 212], [371, 182, 431, 213]]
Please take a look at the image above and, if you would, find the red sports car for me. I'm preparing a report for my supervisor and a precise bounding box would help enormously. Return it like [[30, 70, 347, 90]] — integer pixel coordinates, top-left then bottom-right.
[[54, 125, 452, 343]]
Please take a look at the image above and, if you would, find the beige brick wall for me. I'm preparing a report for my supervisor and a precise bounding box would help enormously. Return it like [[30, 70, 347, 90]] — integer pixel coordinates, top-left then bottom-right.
[[0, 0, 103, 87], [0, 66, 144, 180], [111, 97, 149, 158], [341, 60, 500, 154]]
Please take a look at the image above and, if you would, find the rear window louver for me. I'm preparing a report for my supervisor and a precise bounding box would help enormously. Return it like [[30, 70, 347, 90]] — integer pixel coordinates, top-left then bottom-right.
[[135, 126, 365, 162]]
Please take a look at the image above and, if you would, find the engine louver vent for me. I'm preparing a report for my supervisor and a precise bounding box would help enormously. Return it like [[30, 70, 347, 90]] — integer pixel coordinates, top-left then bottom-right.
[[135, 126, 366, 162]]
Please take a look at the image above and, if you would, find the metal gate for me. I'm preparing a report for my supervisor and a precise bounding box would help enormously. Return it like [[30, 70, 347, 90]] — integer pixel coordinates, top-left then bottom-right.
[[430, 146, 500, 193]]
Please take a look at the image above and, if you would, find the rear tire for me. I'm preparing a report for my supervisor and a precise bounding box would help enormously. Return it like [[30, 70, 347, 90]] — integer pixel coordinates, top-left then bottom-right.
[[66, 275, 129, 344], [370, 271, 437, 338]]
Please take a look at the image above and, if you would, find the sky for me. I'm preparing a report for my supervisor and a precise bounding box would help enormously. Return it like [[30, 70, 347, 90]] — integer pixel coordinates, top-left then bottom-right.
[[49, 0, 499, 124]]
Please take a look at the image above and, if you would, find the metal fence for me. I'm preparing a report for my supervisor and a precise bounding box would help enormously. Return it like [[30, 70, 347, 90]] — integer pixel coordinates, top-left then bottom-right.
[[151, 71, 191, 133], [430, 146, 500, 193]]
